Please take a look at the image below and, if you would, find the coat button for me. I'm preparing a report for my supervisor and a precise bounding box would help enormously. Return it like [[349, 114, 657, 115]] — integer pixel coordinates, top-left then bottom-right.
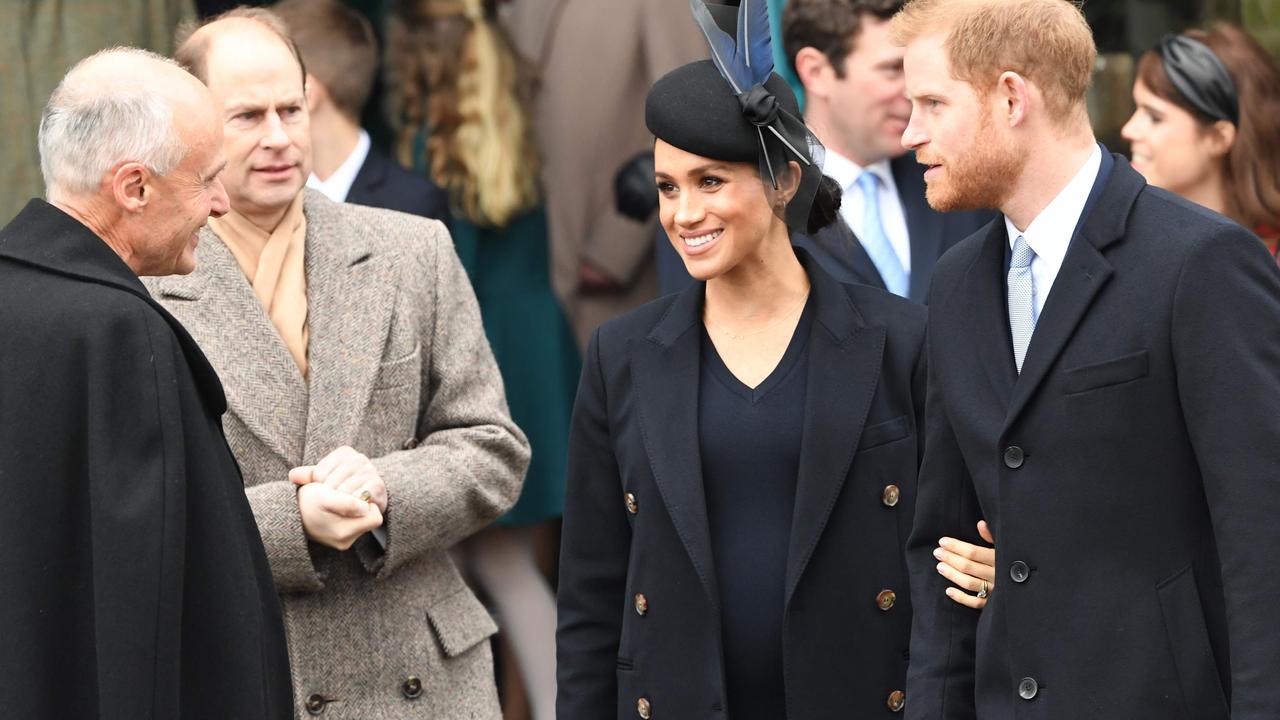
[[887, 689, 906, 712], [881, 484, 901, 507], [1003, 446, 1025, 469], [625, 492, 639, 514], [876, 589, 897, 611], [634, 593, 649, 616], [402, 675, 424, 699], [304, 694, 327, 716], [402, 437, 419, 450], [637, 697, 652, 718], [1009, 560, 1030, 583], [1018, 676, 1039, 700]]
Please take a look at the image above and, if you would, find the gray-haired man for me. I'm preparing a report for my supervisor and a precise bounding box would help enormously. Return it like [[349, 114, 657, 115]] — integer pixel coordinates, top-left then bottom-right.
[[0, 48, 292, 719]]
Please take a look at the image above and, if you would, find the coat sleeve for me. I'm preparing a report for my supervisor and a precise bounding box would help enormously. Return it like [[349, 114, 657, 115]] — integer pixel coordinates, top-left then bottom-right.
[[905, 318, 983, 720], [1170, 226, 1280, 718], [365, 226, 530, 578], [244, 480, 324, 592], [556, 327, 630, 719]]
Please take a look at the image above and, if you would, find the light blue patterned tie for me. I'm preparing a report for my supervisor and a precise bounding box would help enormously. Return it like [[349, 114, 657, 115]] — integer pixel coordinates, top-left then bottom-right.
[[855, 171, 909, 297], [1008, 234, 1038, 373]]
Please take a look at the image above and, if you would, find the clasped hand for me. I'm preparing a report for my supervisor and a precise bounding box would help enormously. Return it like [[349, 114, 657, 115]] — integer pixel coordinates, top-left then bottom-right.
[[290, 446, 388, 551]]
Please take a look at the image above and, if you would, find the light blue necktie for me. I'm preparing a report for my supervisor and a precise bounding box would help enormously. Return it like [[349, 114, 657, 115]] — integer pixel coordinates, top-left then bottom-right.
[[855, 171, 909, 297], [1008, 234, 1038, 373]]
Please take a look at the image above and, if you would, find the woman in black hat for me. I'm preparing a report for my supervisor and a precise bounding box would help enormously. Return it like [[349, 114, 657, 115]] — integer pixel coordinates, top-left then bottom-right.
[[556, 3, 937, 717]]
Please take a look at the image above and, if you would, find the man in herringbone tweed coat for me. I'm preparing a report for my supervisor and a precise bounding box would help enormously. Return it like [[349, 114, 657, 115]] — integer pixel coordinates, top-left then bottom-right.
[[144, 9, 529, 719]]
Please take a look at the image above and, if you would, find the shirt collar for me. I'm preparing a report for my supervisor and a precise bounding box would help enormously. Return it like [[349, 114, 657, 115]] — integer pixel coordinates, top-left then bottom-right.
[[306, 129, 371, 203], [821, 149, 897, 196], [1004, 143, 1102, 262]]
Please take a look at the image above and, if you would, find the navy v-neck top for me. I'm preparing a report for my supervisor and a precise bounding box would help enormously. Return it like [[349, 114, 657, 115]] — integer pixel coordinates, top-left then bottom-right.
[[698, 297, 814, 720]]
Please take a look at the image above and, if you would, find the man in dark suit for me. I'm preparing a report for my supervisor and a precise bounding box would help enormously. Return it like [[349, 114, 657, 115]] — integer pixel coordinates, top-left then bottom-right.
[[275, 0, 448, 220], [897, 1, 1280, 718], [783, 0, 990, 302], [0, 48, 292, 719]]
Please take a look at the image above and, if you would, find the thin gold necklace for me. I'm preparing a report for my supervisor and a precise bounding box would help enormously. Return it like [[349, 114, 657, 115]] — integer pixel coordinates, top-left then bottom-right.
[[705, 290, 810, 341]]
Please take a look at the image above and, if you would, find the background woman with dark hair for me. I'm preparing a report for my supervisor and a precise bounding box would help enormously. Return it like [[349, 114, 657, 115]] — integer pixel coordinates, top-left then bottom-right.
[[386, 2, 580, 717], [556, 5, 929, 718], [1123, 23, 1280, 260]]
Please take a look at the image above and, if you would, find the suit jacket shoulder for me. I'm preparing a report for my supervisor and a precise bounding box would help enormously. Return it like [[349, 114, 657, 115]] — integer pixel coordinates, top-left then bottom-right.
[[347, 150, 450, 221]]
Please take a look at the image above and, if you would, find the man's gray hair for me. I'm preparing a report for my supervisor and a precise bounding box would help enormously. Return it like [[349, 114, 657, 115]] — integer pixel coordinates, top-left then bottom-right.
[[39, 47, 189, 199]]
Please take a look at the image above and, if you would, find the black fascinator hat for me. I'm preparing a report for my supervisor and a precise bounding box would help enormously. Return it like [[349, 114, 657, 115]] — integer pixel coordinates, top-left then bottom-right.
[[645, 0, 833, 233]]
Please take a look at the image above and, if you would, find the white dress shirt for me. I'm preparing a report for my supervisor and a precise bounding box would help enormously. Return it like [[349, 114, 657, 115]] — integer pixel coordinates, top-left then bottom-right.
[[306, 129, 371, 203], [822, 150, 912, 273], [1003, 144, 1102, 319]]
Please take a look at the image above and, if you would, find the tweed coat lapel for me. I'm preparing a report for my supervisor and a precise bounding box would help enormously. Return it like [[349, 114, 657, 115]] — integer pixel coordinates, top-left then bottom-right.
[[784, 255, 884, 608], [153, 227, 309, 467], [298, 191, 397, 464], [631, 285, 721, 613]]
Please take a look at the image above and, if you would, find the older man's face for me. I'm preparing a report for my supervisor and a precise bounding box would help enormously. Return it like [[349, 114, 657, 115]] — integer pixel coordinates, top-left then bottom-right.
[[133, 84, 229, 276], [203, 26, 311, 225]]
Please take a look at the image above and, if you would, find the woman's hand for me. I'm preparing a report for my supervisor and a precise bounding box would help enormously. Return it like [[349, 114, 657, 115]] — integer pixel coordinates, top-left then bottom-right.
[[935, 520, 996, 609]]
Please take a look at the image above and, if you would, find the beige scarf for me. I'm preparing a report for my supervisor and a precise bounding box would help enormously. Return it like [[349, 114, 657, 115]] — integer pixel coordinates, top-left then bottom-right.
[[209, 193, 310, 377]]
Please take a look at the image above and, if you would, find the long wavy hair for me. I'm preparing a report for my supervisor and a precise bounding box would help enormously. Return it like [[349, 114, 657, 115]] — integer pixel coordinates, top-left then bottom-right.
[[386, 0, 540, 227], [1136, 23, 1280, 234]]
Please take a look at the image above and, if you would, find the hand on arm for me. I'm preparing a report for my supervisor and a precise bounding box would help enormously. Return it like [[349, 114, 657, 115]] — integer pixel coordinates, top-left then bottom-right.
[[291, 446, 386, 551], [936, 520, 996, 609]]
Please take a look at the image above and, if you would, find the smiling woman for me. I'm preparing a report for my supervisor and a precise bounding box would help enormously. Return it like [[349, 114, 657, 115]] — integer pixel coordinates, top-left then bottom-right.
[[555, 4, 931, 719], [1122, 23, 1280, 254]]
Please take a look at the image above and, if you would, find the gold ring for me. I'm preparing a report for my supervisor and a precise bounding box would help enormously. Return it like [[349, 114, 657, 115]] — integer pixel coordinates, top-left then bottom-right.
[[359, 490, 373, 503], [976, 581, 989, 599]]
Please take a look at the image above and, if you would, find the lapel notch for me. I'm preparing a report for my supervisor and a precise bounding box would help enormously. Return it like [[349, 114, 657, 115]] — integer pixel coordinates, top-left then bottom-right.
[[631, 286, 723, 611]]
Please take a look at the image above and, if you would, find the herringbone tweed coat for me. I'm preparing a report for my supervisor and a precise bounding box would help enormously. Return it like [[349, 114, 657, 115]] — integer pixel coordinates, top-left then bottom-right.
[[145, 190, 529, 719]]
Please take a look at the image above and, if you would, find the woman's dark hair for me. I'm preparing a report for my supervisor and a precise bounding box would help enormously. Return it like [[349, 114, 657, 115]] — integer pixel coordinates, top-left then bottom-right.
[[1136, 23, 1280, 231], [807, 175, 843, 234]]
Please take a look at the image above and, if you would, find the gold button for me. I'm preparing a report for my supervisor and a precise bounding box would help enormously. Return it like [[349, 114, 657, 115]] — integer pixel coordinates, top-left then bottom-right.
[[887, 689, 905, 712], [402, 437, 419, 450], [625, 492, 639, 514], [876, 589, 897, 611], [637, 697, 652, 718], [882, 484, 900, 507], [634, 593, 648, 616]]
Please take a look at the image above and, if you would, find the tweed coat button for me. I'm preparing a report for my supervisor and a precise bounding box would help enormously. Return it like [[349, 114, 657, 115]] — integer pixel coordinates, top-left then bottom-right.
[[625, 492, 639, 514], [304, 694, 327, 716], [881, 484, 901, 507], [1018, 677, 1039, 700], [887, 689, 906, 712], [402, 437, 419, 450], [634, 593, 649, 616], [1003, 446, 1025, 469], [876, 589, 897, 611], [402, 675, 424, 699], [1009, 561, 1031, 583], [637, 697, 652, 718]]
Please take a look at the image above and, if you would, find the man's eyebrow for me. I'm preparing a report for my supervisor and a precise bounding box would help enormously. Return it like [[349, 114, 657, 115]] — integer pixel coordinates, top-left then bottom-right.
[[205, 160, 228, 182]]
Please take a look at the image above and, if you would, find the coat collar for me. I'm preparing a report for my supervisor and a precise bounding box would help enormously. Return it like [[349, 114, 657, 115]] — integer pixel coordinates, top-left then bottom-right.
[[631, 250, 885, 612], [150, 189, 393, 466], [0, 199, 228, 414], [1002, 149, 1134, 431]]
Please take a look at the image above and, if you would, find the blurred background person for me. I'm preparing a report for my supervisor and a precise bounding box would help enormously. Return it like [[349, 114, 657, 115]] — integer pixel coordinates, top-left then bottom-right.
[[1123, 23, 1280, 261], [783, 0, 992, 302], [500, 0, 707, 348], [0, 0, 195, 225], [151, 8, 530, 717], [386, 1, 579, 717], [274, 0, 449, 220]]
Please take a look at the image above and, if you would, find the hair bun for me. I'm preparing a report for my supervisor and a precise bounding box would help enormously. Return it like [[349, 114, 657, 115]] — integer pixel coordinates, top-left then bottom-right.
[[805, 174, 843, 234]]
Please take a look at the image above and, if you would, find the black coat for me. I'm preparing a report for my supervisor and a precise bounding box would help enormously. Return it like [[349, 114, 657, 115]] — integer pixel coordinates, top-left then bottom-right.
[[558, 252, 928, 719], [792, 153, 995, 304], [0, 201, 293, 719], [346, 148, 450, 221], [906, 154, 1280, 719]]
